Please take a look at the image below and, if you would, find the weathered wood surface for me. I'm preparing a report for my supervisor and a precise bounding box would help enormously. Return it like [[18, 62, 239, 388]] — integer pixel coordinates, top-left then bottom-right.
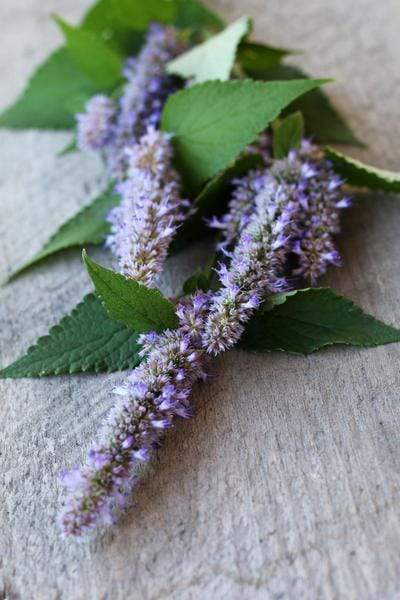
[[1, 0, 400, 598]]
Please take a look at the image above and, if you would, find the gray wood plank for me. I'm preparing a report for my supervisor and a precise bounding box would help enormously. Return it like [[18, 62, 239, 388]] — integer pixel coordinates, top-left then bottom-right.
[[1, 1, 400, 598]]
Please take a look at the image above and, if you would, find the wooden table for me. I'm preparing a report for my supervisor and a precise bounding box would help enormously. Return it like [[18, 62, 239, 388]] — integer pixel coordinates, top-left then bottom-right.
[[1, 0, 400, 597]]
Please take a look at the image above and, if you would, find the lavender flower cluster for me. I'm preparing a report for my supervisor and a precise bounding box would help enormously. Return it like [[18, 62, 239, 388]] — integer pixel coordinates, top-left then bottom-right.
[[77, 24, 189, 286], [76, 23, 183, 179], [106, 126, 189, 286], [59, 135, 350, 536], [210, 140, 351, 283], [59, 292, 212, 535]]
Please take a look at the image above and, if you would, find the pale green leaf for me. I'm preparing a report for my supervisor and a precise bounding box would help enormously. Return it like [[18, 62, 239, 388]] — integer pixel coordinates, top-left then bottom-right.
[[167, 16, 251, 83]]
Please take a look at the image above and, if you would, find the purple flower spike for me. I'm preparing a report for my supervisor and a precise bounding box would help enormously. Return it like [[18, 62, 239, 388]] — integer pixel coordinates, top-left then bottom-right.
[[209, 138, 350, 285], [58, 134, 350, 537], [76, 95, 116, 152], [202, 138, 350, 354], [106, 24, 184, 178], [202, 185, 295, 355], [106, 126, 189, 286], [59, 293, 213, 537]]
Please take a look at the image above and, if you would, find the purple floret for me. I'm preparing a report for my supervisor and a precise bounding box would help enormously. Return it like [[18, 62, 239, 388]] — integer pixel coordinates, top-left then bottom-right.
[[106, 126, 189, 287], [59, 292, 212, 537], [76, 95, 116, 152]]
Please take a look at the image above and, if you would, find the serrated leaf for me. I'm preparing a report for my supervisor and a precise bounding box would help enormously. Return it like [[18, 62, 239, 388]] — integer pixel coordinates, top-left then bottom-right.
[[238, 41, 292, 74], [8, 188, 118, 281], [248, 64, 363, 147], [241, 288, 400, 355], [54, 16, 123, 91], [0, 0, 147, 130], [325, 147, 400, 193], [83, 251, 178, 332], [173, 0, 224, 30], [0, 0, 143, 130], [167, 16, 251, 84], [0, 294, 141, 378], [111, 0, 175, 29], [161, 78, 327, 187], [273, 111, 304, 159], [0, 47, 97, 129]]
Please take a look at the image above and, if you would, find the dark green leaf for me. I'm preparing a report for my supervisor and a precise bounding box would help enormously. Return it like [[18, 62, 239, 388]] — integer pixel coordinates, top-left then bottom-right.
[[58, 137, 78, 156], [0, 294, 141, 377], [273, 111, 304, 158], [241, 288, 400, 355], [54, 16, 123, 91], [249, 64, 363, 147], [82, 0, 144, 54], [182, 269, 212, 295], [0, 47, 97, 129], [171, 153, 264, 253], [173, 0, 224, 30], [167, 16, 251, 84], [161, 78, 327, 187], [111, 0, 175, 29], [8, 188, 118, 281], [325, 147, 400, 193], [238, 41, 292, 74], [83, 251, 178, 332]]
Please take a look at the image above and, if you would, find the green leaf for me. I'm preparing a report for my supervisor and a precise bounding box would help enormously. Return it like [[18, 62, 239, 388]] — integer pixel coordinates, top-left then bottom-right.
[[182, 250, 217, 294], [161, 78, 327, 187], [182, 269, 212, 295], [58, 136, 77, 156], [241, 288, 400, 355], [167, 16, 251, 84], [173, 0, 224, 30], [8, 188, 119, 281], [171, 153, 263, 253], [0, 294, 141, 378], [83, 251, 178, 332], [238, 41, 292, 74], [0, 47, 97, 129], [111, 0, 175, 29], [249, 64, 363, 147], [273, 111, 304, 159], [325, 147, 400, 193], [82, 0, 145, 54], [54, 16, 123, 91], [0, 0, 147, 130]]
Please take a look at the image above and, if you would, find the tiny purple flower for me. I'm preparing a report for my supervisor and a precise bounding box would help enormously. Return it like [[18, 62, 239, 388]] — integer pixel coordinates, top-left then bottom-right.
[[76, 95, 115, 152]]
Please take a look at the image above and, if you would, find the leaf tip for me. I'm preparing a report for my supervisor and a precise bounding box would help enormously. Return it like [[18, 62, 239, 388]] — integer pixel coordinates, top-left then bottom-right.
[[51, 13, 63, 28]]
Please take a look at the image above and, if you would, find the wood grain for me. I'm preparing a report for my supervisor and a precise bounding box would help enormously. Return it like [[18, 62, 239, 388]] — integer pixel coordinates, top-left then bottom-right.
[[1, 1, 400, 598]]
